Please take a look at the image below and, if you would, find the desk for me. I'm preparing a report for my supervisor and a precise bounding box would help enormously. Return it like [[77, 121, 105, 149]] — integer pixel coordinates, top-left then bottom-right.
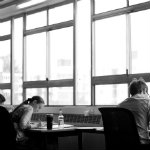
[[25, 126, 104, 150], [25, 126, 81, 150]]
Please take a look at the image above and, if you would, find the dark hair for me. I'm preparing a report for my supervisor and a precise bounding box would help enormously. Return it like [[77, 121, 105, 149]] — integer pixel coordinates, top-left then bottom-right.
[[0, 94, 6, 104], [12, 96, 44, 113], [129, 78, 148, 96]]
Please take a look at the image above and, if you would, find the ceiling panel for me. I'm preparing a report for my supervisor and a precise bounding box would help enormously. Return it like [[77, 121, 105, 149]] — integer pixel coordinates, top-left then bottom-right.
[[0, 0, 67, 19], [0, 0, 16, 5], [0, 0, 29, 8]]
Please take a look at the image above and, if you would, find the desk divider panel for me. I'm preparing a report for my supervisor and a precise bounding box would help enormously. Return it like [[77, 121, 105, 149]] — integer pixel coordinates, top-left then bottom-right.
[[31, 113, 101, 127]]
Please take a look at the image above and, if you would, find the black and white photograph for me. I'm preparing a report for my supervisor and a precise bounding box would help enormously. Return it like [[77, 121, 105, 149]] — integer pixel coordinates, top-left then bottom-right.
[[0, 0, 150, 150]]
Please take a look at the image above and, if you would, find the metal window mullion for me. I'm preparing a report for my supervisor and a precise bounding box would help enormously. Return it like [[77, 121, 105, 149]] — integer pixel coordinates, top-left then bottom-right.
[[127, 0, 129, 7], [91, 0, 95, 106], [73, 0, 77, 106], [46, 9, 50, 105], [47, 20, 74, 31], [0, 35, 11, 41], [48, 79, 73, 87], [126, 14, 131, 74], [126, 13, 131, 97], [92, 75, 128, 85], [0, 83, 11, 89], [25, 20, 73, 36], [11, 18, 14, 105], [93, 7, 132, 21], [23, 80, 73, 88], [25, 26, 48, 36], [23, 14, 27, 101]]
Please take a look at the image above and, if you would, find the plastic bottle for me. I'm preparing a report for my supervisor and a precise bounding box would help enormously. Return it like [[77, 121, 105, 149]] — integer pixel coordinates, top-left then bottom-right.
[[58, 109, 64, 128]]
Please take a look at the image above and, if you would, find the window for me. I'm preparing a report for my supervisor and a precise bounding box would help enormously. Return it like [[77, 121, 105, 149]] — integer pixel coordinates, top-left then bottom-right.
[[147, 83, 150, 94], [95, 84, 128, 105], [0, 89, 11, 105], [94, 15, 126, 76], [131, 10, 150, 73], [24, 2, 74, 106], [48, 4, 73, 25], [26, 88, 47, 104], [26, 32, 46, 81], [1, 1, 150, 106], [0, 40, 10, 83], [49, 27, 73, 80], [94, 0, 126, 14], [26, 11, 47, 30], [49, 87, 73, 105], [0, 21, 11, 36], [129, 0, 149, 5]]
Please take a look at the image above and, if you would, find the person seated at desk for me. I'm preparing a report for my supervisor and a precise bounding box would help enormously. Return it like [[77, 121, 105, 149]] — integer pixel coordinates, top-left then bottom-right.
[[11, 95, 45, 144], [0, 93, 14, 112], [0, 93, 6, 106], [118, 78, 150, 143]]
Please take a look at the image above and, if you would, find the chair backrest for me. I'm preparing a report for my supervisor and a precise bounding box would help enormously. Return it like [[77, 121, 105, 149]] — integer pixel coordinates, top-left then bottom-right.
[[99, 107, 141, 150], [0, 106, 17, 149]]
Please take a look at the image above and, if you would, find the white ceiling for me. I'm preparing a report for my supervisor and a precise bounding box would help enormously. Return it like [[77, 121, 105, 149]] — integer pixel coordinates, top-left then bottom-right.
[[0, 0, 29, 8], [0, 0, 14, 5], [0, 0, 66, 19]]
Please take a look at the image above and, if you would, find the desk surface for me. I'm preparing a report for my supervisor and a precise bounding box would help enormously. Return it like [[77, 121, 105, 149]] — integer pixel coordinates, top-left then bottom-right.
[[30, 121, 103, 131], [27, 124, 104, 133]]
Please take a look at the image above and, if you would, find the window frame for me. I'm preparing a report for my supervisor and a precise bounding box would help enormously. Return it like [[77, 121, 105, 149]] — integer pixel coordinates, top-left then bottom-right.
[[92, 0, 150, 105]]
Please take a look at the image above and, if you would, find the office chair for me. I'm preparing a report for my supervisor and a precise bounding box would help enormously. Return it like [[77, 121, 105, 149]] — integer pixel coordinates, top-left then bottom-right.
[[99, 107, 150, 150]]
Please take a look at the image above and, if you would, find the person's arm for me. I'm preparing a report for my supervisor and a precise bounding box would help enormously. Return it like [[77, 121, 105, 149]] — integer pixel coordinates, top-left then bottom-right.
[[19, 106, 33, 130]]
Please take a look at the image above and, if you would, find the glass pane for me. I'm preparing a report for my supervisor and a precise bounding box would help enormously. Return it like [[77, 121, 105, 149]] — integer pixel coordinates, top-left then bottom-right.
[[26, 11, 47, 30], [76, 0, 91, 105], [95, 84, 128, 105], [13, 17, 23, 105], [95, 15, 126, 76], [147, 83, 150, 94], [26, 88, 47, 105], [129, 0, 149, 5], [131, 10, 150, 73], [0, 40, 10, 83], [49, 87, 73, 105], [49, 27, 73, 80], [49, 4, 73, 25], [0, 21, 11, 36], [0, 89, 11, 105], [95, 0, 126, 14], [26, 32, 46, 81]]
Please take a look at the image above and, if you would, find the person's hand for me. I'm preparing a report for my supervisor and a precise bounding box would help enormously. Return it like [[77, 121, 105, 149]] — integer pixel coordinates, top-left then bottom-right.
[[30, 121, 46, 128], [36, 121, 46, 128], [38, 119, 42, 127], [30, 122, 39, 128], [144, 93, 150, 99], [30, 121, 42, 128]]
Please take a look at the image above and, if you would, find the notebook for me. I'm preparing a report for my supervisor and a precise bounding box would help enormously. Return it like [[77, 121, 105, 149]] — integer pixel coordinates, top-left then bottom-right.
[[30, 122, 74, 129]]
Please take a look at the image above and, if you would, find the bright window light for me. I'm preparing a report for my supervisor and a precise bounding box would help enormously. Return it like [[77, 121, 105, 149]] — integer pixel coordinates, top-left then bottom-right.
[[17, 0, 46, 9]]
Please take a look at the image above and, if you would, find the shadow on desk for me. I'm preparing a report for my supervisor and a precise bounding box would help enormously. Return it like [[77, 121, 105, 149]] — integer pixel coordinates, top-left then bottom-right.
[[25, 126, 104, 150], [25, 127, 81, 150]]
